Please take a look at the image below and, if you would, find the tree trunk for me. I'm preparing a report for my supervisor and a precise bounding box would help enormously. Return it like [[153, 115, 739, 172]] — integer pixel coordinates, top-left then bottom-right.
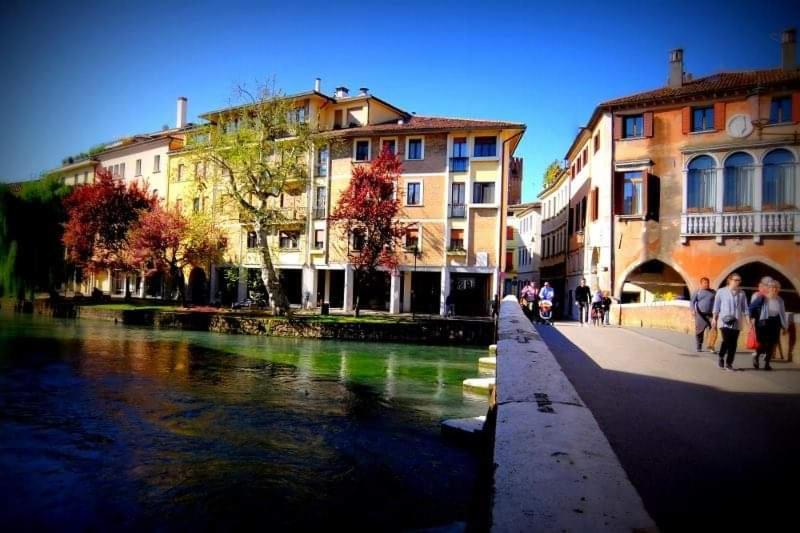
[[255, 222, 290, 316]]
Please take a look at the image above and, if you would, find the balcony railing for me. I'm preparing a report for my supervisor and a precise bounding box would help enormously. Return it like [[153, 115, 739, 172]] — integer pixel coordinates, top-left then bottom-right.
[[449, 204, 466, 218], [312, 206, 327, 219], [267, 207, 307, 225], [447, 240, 466, 253], [450, 157, 469, 172], [680, 210, 800, 243]]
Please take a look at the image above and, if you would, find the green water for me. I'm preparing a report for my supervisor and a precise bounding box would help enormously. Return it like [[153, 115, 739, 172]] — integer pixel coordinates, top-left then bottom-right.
[[0, 314, 489, 531]]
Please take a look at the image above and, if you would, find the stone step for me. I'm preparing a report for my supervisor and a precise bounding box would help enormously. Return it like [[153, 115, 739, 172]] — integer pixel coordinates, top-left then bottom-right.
[[478, 356, 497, 368], [463, 377, 495, 394], [488, 344, 497, 355], [441, 415, 487, 436]]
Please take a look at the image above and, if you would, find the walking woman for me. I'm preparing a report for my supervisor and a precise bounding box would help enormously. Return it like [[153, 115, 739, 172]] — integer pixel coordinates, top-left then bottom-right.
[[712, 272, 749, 371], [749, 280, 788, 370]]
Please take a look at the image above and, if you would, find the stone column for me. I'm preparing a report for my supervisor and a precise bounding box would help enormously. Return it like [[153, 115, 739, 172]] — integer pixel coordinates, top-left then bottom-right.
[[302, 265, 316, 308], [324, 270, 331, 304], [390, 270, 401, 314], [439, 267, 450, 316], [208, 264, 218, 304], [237, 266, 248, 302], [343, 264, 354, 312], [402, 271, 412, 313]]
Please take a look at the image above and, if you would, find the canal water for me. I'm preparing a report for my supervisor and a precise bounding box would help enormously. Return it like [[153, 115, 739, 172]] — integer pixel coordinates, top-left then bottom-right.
[[0, 315, 488, 531]]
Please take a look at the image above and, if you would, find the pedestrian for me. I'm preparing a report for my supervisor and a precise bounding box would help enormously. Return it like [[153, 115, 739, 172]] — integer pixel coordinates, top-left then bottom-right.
[[530, 281, 540, 323], [575, 278, 591, 326], [749, 277, 773, 358], [749, 279, 787, 370], [591, 289, 604, 326], [601, 291, 612, 325], [520, 281, 536, 319], [538, 281, 555, 324], [690, 277, 716, 353], [445, 292, 455, 317], [712, 272, 749, 371]]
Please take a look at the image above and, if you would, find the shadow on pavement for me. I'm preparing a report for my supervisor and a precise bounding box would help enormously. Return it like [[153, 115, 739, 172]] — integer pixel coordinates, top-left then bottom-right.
[[536, 324, 800, 532]]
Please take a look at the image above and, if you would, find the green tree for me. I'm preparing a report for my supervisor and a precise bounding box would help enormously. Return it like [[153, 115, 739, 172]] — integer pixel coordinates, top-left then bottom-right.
[[190, 81, 319, 314], [542, 160, 562, 189]]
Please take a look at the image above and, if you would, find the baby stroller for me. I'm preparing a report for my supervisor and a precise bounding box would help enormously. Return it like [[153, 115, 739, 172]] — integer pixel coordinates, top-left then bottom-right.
[[591, 302, 604, 326], [538, 299, 554, 325]]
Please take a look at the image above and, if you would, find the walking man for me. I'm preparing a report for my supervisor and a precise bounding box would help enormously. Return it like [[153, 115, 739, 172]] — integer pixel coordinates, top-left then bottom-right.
[[712, 272, 749, 371], [691, 277, 716, 353], [575, 278, 591, 326]]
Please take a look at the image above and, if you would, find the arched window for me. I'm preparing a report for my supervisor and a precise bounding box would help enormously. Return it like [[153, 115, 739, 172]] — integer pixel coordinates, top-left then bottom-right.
[[687, 155, 716, 211], [723, 152, 755, 211], [762, 149, 796, 210]]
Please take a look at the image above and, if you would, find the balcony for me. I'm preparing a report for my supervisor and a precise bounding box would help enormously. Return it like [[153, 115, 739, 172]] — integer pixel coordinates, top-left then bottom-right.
[[268, 207, 307, 225], [680, 210, 800, 243], [447, 240, 466, 254], [449, 204, 466, 218], [450, 157, 469, 172], [312, 206, 327, 219], [314, 164, 328, 177]]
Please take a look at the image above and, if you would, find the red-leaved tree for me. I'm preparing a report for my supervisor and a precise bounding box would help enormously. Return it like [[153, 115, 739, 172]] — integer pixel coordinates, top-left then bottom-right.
[[127, 206, 226, 303], [63, 168, 156, 295], [329, 148, 405, 315]]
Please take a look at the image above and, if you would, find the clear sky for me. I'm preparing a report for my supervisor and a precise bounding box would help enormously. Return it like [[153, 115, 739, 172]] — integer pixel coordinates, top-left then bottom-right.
[[0, 0, 797, 200]]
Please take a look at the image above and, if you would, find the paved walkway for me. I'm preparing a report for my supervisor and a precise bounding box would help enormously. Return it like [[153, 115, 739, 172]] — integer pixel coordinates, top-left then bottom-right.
[[537, 322, 800, 531]]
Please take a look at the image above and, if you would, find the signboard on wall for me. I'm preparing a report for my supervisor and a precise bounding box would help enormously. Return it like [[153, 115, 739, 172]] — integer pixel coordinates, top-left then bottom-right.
[[456, 278, 475, 290]]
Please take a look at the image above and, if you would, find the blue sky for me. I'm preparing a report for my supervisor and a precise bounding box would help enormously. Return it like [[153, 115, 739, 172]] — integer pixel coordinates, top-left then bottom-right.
[[0, 0, 797, 200]]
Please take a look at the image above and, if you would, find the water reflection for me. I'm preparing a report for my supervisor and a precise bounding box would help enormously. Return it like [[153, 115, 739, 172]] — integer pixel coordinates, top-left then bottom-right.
[[0, 315, 487, 531]]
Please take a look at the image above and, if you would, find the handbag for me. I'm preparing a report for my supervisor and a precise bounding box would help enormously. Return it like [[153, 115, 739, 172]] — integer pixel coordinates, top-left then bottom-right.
[[706, 327, 718, 350], [746, 328, 760, 351]]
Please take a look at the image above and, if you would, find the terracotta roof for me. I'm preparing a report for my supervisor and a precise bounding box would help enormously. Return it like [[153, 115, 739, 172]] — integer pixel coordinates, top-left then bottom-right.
[[601, 68, 800, 108], [326, 115, 525, 136]]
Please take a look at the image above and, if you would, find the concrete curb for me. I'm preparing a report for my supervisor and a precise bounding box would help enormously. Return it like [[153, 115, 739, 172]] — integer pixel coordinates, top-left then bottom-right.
[[490, 296, 656, 532]]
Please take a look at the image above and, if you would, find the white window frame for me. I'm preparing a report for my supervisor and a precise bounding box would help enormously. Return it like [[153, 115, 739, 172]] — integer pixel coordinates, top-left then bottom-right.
[[471, 135, 500, 160], [135, 159, 142, 176], [472, 180, 497, 205], [153, 154, 161, 173], [404, 223, 423, 251], [405, 180, 423, 206], [405, 137, 425, 161], [379, 136, 398, 157], [353, 138, 371, 162]]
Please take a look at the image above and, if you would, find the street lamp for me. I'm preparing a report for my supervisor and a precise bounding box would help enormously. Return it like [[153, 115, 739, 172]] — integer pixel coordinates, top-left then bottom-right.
[[411, 244, 421, 319]]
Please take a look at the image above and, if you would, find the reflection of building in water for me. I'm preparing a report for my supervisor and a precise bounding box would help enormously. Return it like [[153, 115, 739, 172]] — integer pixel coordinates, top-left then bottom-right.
[[338, 350, 349, 383], [384, 353, 397, 401], [433, 361, 445, 402]]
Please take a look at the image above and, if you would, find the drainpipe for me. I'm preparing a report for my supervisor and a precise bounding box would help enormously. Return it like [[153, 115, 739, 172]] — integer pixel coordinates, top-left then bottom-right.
[[498, 130, 525, 313], [610, 111, 617, 300]]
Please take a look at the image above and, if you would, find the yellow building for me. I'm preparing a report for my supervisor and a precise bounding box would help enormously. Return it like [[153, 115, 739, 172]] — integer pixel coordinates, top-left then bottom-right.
[[169, 81, 526, 316]]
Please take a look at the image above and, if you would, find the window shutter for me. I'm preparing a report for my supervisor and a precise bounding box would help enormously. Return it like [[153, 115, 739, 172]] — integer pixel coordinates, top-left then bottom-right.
[[682, 107, 691, 134], [713, 102, 725, 131], [643, 112, 654, 137], [793, 92, 800, 123], [613, 115, 622, 140], [568, 207, 574, 234], [613, 172, 624, 215], [644, 173, 661, 221]]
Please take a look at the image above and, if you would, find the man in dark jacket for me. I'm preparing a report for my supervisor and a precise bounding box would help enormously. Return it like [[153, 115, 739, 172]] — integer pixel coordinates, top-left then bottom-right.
[[691, 277, 716, 352], [575, 278, 591, 326]]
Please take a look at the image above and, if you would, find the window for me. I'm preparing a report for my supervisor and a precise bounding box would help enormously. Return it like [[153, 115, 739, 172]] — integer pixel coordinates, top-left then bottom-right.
[[193, 198, 200, 213], [354, 140, 370, 161], [153, 155, 161, 173], [762, 149, 796, 209], [506, 226, 514, 240], [505, 251, 514, 272], [692, 106, 715, 132], [405, 227, 419, 249], [407, 138, 423, 160], [450, 183, 466, 217], [451, 137, 468, 171], [723, 152, 754, 211], [449, 228, 464, 250], [135, 159, 142, 176], [473, 136, 497, 157], [582, 148, 588, 166], [279, 231, 299, 249], [315, 145, 328, 177], [406, 182, 421, 205], [247, 231, 258, 249], [591, 187, 599, 221], [177, 164, 185, 180], [687, 155, 716, 211], [381, 138, 396, 156], [623, 115, 644, 138], [314, 186, 327, 218], [83, 171, 88, 183], [334, 110, 343, 129], [194, 161, 205, 179], [346, 107, 362, 127], [472, 182, 495, 204], [352, 230, 365, 250], [770, 96, 792, 124], [314, 230, 325, 249], [622, 171, 643, 215], [594, 134, 600, 153]]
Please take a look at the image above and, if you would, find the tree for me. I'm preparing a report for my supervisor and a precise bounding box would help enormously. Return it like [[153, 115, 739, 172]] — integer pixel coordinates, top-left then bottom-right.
[[189, 81, 318, 314], [62, 167, 155, 296], [542, 160, 562, 189], [329, 147, 405, 316], [127, 206, 226, 304]]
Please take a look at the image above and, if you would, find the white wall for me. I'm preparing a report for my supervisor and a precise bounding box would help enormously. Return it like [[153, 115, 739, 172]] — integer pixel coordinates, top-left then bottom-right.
[[98, 139, 172, 202]]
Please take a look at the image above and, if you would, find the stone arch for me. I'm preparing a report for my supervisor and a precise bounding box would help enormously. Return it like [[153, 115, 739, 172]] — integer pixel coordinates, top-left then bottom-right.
[[723, 150, 757, 166], [713, 258, 800, 312], [759, 146, 799, 164], [684, 153, 720, 171], [188, 267, 207, 305], [617, 258, 691, 303]]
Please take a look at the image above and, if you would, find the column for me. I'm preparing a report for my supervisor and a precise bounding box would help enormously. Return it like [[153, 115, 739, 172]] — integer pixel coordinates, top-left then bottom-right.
[[302, 265, 316, 308], [439, 267, 450, 316], [390, 271, 401, 314], [208, 264, 218, 304], [138, 270, 145, 298], [324, 270, 331, 304], [237, 266, 248, 302], [402, 271, 412, 313], [714, 166, 725, 244], [343, 264, 354, 312], [753, 164, 763, 240]]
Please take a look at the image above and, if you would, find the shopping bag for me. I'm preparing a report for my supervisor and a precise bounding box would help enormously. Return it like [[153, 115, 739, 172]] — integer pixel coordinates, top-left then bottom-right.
[[745, 328, 760, 351], [706, 327, 718, 350]]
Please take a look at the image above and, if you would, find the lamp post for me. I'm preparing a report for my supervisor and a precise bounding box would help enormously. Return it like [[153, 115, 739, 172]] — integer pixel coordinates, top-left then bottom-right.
[[411, 244, 420, 319]]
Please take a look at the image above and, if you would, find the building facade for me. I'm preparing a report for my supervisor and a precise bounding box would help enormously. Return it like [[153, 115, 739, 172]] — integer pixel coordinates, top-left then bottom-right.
[[537, 167, 570, 314], [504, 202, 541, 296]]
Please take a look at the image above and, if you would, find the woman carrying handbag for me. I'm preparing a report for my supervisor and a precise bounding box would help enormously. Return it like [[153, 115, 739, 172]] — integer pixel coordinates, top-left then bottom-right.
[[749, 280, 788, 371]]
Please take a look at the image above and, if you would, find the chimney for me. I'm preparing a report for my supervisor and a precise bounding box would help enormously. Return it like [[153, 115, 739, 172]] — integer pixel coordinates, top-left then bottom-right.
[[668, 49, 684, 88], [335, 86, 349, 98], [359, 87, 369, 96], [314, 77, 321, 92], [176, 96, 187, 128], [781, 28, 797, 70]]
